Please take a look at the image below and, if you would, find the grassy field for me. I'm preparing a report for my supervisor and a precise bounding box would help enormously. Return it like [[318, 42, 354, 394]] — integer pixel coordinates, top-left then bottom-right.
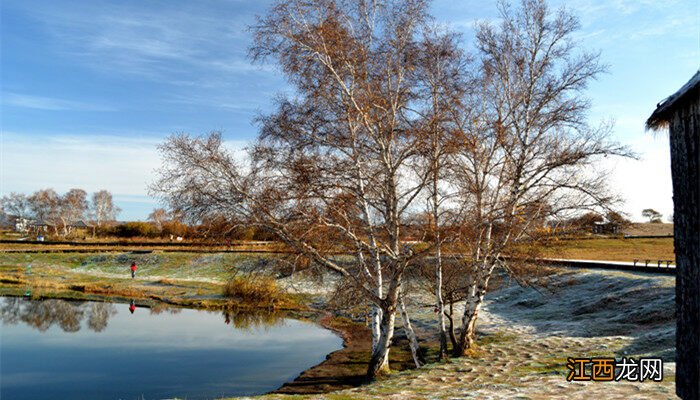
[[0, 242, 287, 253], [0, 251, 282, 280], [0, 251, 307, 312], [540, 237, 675, 263]]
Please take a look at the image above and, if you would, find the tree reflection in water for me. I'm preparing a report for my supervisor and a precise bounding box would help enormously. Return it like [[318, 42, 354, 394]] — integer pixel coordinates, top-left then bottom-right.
[[0, 297, 116, 333], [1, 297, 287, 333], [221, 307, 284, 331]]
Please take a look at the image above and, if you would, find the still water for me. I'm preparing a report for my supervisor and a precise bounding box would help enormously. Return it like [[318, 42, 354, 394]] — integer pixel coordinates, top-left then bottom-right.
[[0, 297, 342, 400]]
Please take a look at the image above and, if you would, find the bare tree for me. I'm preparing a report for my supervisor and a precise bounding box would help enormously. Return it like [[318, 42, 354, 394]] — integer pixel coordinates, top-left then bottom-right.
[[151, 0, 631, 376], [444, 0, 630, 355], [0, 192, 31, 219], [28, 189, 61, 235], [91, 190, 120, 226], [250, 0, 440, 376], [148, 208, 169, 231], [0, 193, 31, 232], [411, 27, 471, 359], [152, 0, 447, 378], [59, 189, 88, 235]]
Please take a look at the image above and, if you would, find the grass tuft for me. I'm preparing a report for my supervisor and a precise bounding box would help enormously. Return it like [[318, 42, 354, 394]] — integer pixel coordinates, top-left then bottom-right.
[[223, 272, 285, 307]]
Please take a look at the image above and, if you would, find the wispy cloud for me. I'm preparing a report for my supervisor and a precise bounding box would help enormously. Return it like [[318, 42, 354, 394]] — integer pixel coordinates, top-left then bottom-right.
[[4, 0, 284, 113], [563, 0, 696, 42], [2, 93, 115, 111], [29, 2, 269, 80]]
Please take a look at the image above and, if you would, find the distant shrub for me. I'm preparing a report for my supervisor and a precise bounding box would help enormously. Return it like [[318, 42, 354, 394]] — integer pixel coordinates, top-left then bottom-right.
[[235, 227, 257, 241], [161, 221, 191, 238], [112, 222, 159, 238], [250, 228, 277, 241]]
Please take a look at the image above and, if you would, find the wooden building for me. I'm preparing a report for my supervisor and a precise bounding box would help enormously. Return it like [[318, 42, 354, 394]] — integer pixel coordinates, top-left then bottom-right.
[[68, 219, 95, 237], [647, 70, 699, 400], [27, 220, 53, 234], [592, 220, 619, 234]]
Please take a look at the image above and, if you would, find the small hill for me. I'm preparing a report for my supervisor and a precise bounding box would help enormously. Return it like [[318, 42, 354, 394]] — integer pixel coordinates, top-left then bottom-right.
[[623, 223, 674, 237]]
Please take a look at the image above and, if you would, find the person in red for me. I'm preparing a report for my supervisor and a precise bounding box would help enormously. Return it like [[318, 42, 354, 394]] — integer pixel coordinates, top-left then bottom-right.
[[129, 300, 136, 314], [130, 262, 137, 278]]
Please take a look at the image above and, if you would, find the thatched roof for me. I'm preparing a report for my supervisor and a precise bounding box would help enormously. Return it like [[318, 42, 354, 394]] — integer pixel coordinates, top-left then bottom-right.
[[29, 220, 53, 227], [646, 70, 700, 130]]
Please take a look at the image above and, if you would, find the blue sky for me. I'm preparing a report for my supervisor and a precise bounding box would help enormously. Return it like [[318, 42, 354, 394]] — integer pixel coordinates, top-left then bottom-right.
[[1, 0, 698, 221]]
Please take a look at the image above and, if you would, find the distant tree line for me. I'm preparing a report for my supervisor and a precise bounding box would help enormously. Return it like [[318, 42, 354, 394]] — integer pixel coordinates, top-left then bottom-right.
[[554, 211, 631, 234], [0, 190, 280, 241], [0, 189, 119, 236], [127, 209, 277, 240]]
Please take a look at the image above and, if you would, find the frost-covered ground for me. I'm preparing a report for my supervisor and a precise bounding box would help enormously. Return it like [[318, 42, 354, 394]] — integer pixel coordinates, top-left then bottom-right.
[[247, 267, 678, 399]]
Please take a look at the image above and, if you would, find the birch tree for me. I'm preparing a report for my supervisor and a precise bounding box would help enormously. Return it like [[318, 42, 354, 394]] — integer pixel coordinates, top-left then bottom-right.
[[0, 193, 31, 219], [0, 193, 31, 232], [91, 190, 120, 227], [153, 0, 441, 378], [151, 0, 631, 374], [59, 189, 88, 236], [447, 0, 630, 355], [28, 189, 61, 235], [148, 208, 171, 232], [411, 28, 471, 359]]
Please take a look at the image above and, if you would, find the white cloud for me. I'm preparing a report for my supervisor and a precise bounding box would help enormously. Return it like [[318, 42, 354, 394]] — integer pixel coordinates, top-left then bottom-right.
[[2, 93, 115, 112], [0, 131, 249, 198], [1, 132, 161, 197]]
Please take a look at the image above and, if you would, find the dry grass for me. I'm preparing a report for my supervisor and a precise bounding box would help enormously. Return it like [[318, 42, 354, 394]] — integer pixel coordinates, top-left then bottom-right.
[[540, 237, 675, 263], [223, 272, 286, 306]]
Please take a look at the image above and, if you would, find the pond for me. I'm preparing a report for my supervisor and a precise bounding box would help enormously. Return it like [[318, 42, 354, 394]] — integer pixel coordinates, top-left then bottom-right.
[[0, 297, 343, 400]]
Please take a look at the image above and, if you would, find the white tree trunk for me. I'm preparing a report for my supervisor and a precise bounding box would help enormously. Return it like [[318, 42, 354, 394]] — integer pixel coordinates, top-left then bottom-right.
[[456, 263, 494, 356], [398, 294, 423, 367], [432, 171, 448, 358], [371, 256, 383, 353], [370, 305, 382, 352], [457, 294, 485, 354], [434, 237, 448, 357], [367, 307, 395, 377]]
